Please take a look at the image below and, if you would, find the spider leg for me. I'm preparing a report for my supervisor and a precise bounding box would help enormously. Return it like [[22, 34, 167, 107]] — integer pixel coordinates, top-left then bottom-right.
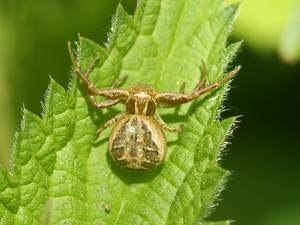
[[111, 75, 128, 88], [174, 82, 186, 115], [155, 114, 183, 132], [192, 65, 241, 97], [155, 64, 241, 106], [68, 41, 130, 100], [193, 60, 207, 91], [97, 113, 126, 135], [89, 97, 121, 109], [179, 82, 186, 94], [68, 41, 100, 95]]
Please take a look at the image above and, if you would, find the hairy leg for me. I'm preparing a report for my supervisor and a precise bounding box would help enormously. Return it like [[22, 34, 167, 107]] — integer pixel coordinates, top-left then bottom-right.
[[174, 82, 186, 115], [89, 97, 121, 109], [193, 61, 207, 91], [192, 65, 241, 96], [68, 42, 129, 99], [111, 76, 128, 88], [155, 64, 241, 106], [155, 114, 183, 132], [97, 113, 126, 135], [68, 41, 101, 95]]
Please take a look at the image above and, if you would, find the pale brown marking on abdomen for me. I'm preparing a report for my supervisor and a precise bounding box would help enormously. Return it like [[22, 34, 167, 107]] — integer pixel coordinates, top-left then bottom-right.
[[109, 115, 166, 170]]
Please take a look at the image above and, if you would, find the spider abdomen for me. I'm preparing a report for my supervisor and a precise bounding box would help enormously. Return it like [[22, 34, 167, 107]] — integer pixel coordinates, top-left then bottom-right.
[[109, 115, 166, 171]]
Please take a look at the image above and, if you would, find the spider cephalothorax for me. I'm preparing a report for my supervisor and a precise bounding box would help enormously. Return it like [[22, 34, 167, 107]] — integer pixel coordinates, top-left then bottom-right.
[[126, 85, 157, 116], [68, 42, 241, 171]]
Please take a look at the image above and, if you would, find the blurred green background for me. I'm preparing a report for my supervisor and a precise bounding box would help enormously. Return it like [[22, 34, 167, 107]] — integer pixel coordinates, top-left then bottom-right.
[[0, 0, 300, 224]]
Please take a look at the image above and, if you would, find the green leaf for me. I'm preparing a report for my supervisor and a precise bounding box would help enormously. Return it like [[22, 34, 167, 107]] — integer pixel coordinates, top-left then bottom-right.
[[0, 0, 240, 224]]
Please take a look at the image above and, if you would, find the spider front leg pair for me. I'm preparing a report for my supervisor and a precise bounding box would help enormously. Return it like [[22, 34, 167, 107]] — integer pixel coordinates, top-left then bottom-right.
[[69, 40, 240, 138]]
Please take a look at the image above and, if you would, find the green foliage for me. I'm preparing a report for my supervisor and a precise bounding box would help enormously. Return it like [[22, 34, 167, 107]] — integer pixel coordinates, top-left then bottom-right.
[[231, 0, 300, 63], [0, 13, 14, 168], [0, 0, 240, 224], [261, 205, 300, 225], [199, 222, 230, 225], [279, 1, 300, 63], [230, 0, 294, 50]]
